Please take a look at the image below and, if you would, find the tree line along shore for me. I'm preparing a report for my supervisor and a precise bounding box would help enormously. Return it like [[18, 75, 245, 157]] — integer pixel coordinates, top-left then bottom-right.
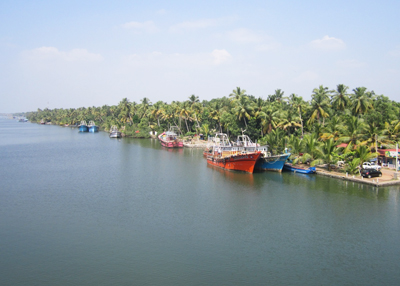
[[26, 84, 400, 174]]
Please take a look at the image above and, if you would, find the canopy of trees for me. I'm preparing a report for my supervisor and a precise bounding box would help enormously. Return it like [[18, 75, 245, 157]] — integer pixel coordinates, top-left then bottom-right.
[[27, 85, 400, 173]]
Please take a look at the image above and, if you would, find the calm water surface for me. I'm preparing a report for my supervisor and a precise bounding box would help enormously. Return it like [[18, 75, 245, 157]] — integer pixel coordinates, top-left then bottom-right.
[[1, 119, 399, 285]]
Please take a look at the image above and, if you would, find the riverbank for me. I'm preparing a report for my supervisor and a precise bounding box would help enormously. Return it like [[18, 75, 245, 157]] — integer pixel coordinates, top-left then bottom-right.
[[315, 167, 400, 187]]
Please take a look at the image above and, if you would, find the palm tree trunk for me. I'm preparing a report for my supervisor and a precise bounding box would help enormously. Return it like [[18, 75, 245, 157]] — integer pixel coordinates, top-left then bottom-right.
[[185, 119, 189, 133]]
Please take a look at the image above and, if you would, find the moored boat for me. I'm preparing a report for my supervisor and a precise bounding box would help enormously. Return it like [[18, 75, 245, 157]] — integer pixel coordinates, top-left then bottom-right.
[[283, 163, 316, 174], [88, 121, 99, 133], [79, 121, 89, 132], [230, 131, 290, 172], [158, 127, 183, 148], [109, 125, 121, 138], [206, 133, 262, 173], [255, 149, 290, 172]]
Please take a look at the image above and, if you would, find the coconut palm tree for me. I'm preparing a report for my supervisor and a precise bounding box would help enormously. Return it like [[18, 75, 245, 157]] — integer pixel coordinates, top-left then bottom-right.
[[314, 138, 339, 170], [229, 87, 247, 101], [339, 116, 366, 146], [298, 133, 321, 164], [308, 85, 331, 125], [331, 84, 350, 112], [351, 87, 374, 116], [355, 145, 377, 165], [278, 109, 301, 135], [258, 103, 280, 134], [118, 98, 132, 125], [289, 93, 306, 136], [320, 117, 345, 141], [232, 95, 254, 128], [150, 101, 164, 127]]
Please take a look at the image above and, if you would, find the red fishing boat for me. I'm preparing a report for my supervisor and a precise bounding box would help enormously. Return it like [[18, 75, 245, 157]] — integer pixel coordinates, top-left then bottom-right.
[[158, 127, 184, 148], [206, 133, 261, 173]]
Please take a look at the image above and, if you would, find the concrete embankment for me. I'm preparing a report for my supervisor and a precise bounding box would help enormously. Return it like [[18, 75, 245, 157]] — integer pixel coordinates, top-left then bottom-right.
[[316, 168, 400, 187]]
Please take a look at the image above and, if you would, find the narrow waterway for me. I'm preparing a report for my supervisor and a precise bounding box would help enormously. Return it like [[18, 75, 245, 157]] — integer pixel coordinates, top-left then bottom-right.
[[1, 119, 399, 285]]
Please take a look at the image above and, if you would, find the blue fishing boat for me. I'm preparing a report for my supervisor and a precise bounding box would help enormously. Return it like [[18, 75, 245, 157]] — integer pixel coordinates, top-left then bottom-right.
[[78, 121, 89, 132], [232, 131, 290, 172], [88, 121, 99, 133], [255, 150, 291, 172], [283, 163, 316, 174]]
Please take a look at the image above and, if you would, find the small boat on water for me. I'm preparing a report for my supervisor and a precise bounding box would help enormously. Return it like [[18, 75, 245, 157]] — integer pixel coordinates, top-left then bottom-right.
[[158, 127, 183, 148], [206, 133, 262, 173], [109, 125, 121, 138], [79, 121, 89, 132], [40, 119, 45, 124], [283, 163, 316, 174], [88, 121, 99, 133]]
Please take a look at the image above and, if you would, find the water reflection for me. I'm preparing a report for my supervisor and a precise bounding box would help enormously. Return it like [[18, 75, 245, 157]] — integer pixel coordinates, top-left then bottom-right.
[[207, 164, 255, 187]]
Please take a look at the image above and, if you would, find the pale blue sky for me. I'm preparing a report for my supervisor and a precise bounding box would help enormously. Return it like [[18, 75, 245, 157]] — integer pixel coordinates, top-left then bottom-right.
[[1, 0, 399, 113]]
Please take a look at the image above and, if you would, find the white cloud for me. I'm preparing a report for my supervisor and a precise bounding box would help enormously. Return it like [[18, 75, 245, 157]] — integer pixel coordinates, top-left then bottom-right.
[[336, 59, 367, 69], [211, 49, 231, 65], [309, 35, 346, 50], [24, 47, 103, 62], [228, 28, 264, 43], [169, 19, 217, 33], [121, 21, 158, 33], [293, 71, 318, 83]]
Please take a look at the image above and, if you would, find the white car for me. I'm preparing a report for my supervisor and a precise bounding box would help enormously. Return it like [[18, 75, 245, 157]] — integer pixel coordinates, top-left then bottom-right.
[[362, 162, 381, 170]]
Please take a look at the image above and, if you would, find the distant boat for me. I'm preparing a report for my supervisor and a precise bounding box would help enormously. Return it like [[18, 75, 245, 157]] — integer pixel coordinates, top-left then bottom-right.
[[88, 121, 99, 133], [109, 125, 121, 138], [283, 163, 316, 174], [158, 126, 183, 148], [78, 121, 89, 132], [18, 118, 28, 122]]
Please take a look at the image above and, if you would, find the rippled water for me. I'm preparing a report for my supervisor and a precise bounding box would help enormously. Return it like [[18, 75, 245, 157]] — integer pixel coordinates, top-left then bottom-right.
[[1, 119, 399, 285]]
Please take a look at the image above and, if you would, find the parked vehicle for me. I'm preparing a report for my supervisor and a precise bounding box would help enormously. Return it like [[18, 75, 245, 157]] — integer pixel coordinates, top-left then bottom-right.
[[361, 169, 382, 178], [362, 162, 381, 170]]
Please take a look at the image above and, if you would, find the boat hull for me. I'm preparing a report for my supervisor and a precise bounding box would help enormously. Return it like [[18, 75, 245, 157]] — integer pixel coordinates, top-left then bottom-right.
[[207, 152, 262, 173], [79, 125, 89, 132], [255, 153, 290, 172], [109, 131, 121, 138], [89, 126, 99, 132], [283, 164, 316, 174]]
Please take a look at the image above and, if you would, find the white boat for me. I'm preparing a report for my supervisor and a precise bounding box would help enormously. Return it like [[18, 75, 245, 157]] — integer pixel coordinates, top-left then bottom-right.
[[109, 125, 121, 138]]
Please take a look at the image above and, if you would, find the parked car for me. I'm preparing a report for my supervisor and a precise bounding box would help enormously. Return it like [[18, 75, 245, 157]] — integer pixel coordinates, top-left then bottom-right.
[[362, 162, 381, 170], [361, 169, 382, 178]]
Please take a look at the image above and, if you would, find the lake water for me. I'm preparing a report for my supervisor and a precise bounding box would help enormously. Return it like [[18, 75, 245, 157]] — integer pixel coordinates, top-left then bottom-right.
[[1, 119, 399, 285]]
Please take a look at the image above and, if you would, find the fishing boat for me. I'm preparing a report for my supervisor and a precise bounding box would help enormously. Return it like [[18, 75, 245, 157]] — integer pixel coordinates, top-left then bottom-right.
[[40, 119, 45, 125], [283, 163, 316, 174], [255, 148, 291, 172], [88, 121, 99, 133], [109, 125, 121, 138], [78, 121, 89, 132], [206, 133, 262, 173], [158, 127, 183, 148], [230, 131, 290, 172]]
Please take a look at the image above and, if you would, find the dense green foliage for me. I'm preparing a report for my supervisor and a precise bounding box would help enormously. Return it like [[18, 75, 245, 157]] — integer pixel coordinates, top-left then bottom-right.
[[27, 85, 400, 172]]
